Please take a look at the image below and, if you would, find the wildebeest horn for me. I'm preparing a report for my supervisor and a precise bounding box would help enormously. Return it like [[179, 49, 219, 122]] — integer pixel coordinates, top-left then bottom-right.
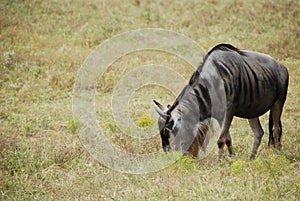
[[153, 100, 170, 119], [153, 100, 165, 110]]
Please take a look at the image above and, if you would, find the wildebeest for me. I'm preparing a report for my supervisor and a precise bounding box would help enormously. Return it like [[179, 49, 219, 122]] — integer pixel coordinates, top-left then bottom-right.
[[154, 44, 289, 159]]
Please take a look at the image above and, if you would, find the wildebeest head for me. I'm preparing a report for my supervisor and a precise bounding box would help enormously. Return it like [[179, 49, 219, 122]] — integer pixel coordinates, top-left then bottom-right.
[[153, 100, 182, 152]]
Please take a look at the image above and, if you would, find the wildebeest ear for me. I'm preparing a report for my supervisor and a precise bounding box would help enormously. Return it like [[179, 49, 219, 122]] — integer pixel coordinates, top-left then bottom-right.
[[153, 100, 169, 119]]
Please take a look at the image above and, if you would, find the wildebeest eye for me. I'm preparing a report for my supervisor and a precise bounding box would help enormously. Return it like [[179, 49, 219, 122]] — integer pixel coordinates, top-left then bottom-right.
[[163, 127, 171, 134], [165, 119, 174, 130]]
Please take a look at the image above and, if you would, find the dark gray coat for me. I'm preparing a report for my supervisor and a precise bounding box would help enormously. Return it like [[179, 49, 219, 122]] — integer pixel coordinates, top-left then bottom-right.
[[154, 44, 289, 159]]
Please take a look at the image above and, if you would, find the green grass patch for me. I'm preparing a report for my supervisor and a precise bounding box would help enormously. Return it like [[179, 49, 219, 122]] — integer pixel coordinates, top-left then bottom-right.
[[138, 113, 153, 128]]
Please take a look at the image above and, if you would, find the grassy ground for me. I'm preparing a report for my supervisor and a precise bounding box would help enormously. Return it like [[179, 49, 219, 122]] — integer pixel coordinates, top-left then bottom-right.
[[1, 0, 299, 200]]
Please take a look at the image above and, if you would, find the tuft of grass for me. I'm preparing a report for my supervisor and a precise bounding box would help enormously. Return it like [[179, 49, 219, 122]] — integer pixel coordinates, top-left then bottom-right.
[[67, 119, 80, 135], [138, 113, 153, 128], [103, 121, 120, 133], [231, 159, 247, 174], [251, 154, 293, 176]]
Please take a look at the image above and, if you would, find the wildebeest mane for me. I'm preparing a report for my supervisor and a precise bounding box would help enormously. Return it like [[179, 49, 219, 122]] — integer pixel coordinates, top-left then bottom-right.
[[189, 44, 244, 86], [207, 43, 245, 56], [167, 44, 244, 115]]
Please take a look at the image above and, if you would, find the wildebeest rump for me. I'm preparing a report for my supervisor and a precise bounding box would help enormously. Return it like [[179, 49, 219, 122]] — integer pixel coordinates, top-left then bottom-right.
[[154, 44, 289, 159]]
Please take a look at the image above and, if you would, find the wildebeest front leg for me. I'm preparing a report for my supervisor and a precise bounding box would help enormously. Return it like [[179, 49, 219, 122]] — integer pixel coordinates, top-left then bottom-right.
[[217, 114, 234, 160], [248, 118, 264, 159]]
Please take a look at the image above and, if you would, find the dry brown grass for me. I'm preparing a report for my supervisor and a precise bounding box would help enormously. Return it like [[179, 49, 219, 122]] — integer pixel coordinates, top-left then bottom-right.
[[0, 0, 299, 200]]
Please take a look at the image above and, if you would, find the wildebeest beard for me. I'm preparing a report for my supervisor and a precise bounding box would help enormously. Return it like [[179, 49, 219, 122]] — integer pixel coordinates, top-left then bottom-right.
[[156, 91, 212, 157]]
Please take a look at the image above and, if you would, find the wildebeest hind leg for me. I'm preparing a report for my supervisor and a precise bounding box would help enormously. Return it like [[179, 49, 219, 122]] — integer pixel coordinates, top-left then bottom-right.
[[248, 118, 264, 159], [270, 101, 284, 150]]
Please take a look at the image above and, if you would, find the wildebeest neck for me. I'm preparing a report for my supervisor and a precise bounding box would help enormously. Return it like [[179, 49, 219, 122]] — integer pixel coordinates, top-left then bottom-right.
[[167, 78, 212, 124]]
